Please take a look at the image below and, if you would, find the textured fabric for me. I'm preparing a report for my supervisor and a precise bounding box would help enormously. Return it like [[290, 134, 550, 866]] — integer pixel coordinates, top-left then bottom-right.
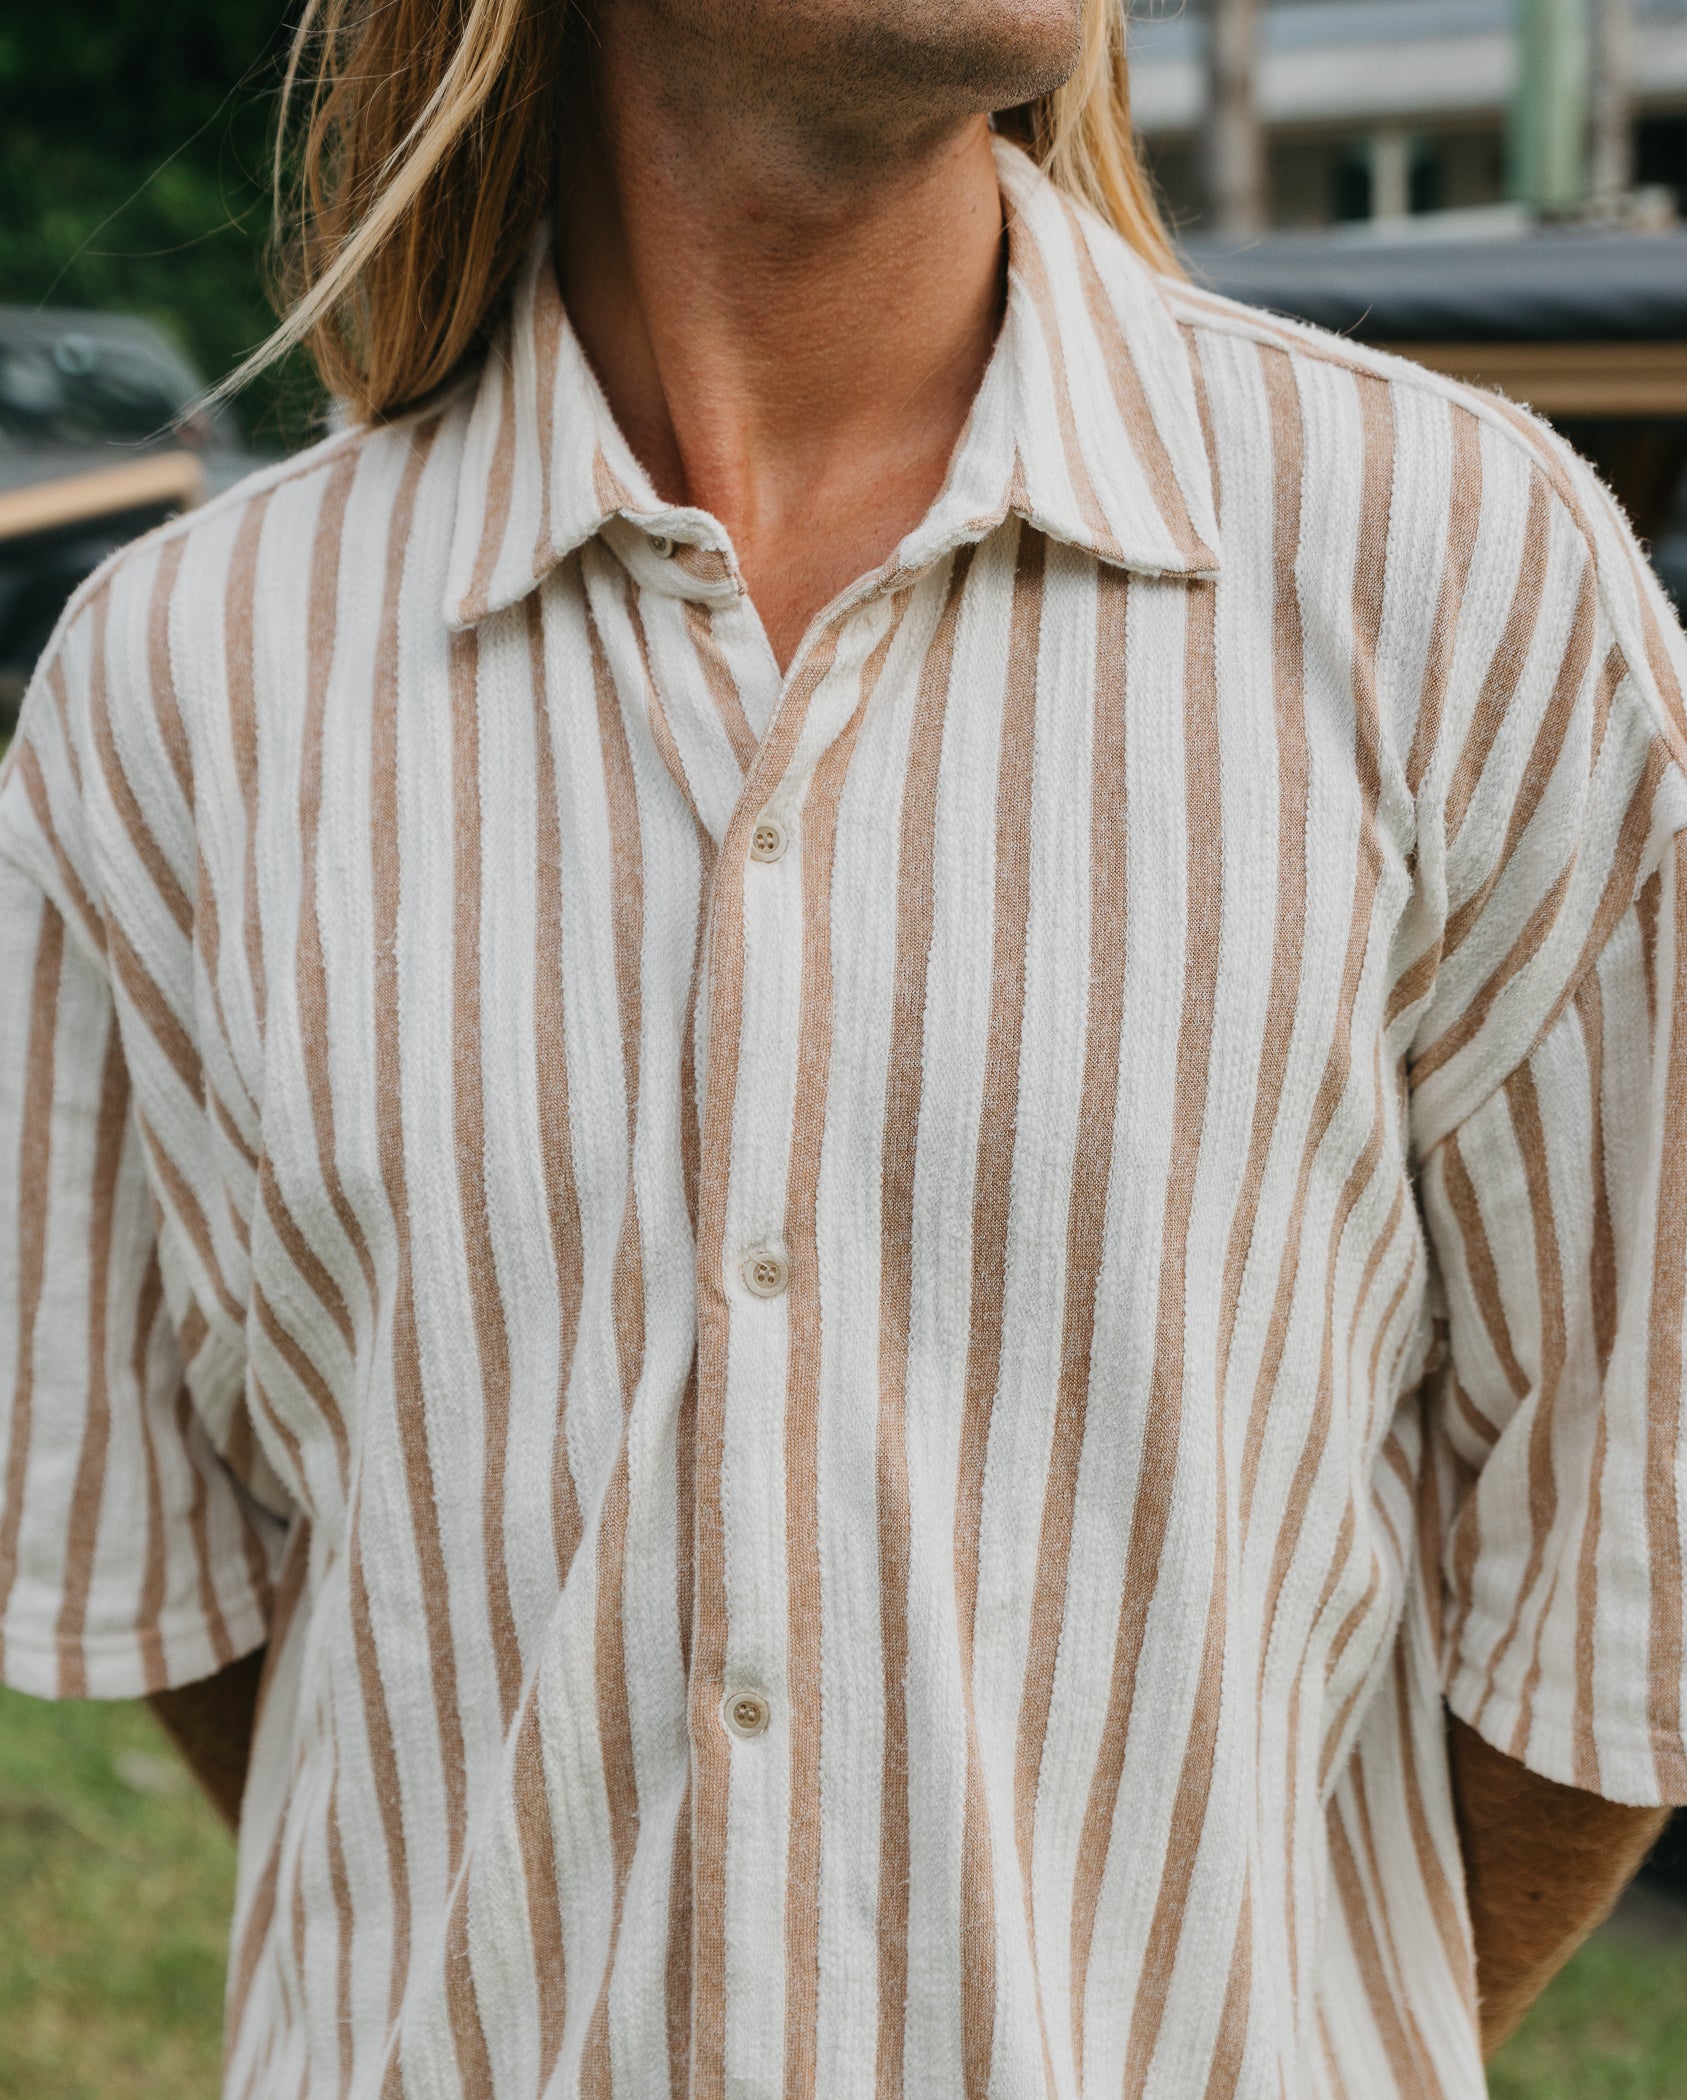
[[3, 138, 1687, 2099]]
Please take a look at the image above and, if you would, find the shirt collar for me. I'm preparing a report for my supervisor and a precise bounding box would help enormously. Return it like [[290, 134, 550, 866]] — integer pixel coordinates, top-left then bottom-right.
[[444, 138, 1220, 630]]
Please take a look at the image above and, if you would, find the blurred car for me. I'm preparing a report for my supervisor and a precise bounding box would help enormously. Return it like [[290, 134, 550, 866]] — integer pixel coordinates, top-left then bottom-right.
[[0, 308, 268, 731]]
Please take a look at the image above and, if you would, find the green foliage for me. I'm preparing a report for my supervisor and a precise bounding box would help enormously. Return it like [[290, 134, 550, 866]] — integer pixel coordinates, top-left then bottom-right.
[[0, 2, 324, 454], [1, 1682, 1685, 2100], [0, 1686, 233, 2100], [1489, 1916, 1687, 2100]]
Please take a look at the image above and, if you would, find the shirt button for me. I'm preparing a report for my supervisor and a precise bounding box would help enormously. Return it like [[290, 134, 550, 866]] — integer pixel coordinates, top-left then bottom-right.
[[723, 1690, 771, 1738], [741, 1248, 789, 1299], [749, 814, 788, 863], [649, 533, 676, 559]]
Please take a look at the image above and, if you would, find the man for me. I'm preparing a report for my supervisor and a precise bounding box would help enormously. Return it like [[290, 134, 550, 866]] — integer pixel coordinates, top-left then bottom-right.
[[1, 0, 1683, 2092]]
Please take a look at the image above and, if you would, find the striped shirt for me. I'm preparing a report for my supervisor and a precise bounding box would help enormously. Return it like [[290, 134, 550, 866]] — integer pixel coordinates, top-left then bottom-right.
[[3, 136, 1687, 2099]]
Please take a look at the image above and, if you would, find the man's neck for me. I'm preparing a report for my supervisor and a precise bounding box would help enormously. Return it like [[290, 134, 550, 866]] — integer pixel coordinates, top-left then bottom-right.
[[555, 19, 1007, 670]]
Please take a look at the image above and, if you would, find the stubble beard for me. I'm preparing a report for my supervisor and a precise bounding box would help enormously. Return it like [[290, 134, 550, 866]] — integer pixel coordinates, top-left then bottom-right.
[[618, 0, 1084, 162]]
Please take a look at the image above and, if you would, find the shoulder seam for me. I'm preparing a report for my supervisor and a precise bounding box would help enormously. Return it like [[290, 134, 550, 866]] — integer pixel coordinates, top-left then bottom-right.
[[1168, 282, 1583, 478]]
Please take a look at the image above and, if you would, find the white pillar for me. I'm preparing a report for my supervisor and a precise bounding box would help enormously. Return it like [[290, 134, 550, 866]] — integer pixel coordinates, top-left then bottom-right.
[[1370, 128, 1413, 220], [1589, 0, 1635, 205], [1203, 0, 1266, 235]]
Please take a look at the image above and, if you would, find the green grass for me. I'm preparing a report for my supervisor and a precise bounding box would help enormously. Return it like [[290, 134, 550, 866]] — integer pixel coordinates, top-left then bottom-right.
[[0, 1681, 1683, 2097], [1488, 1922, 1687, 2099], [0, 1684, 234, 2100]]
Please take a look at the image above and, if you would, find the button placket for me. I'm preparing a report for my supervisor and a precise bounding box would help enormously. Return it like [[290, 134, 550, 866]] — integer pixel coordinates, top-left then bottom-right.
[[700, 606, 904, 2077]]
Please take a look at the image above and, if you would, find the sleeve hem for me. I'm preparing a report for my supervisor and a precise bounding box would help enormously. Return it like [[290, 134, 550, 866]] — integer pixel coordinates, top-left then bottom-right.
[[1445, 1653, 1687, 1810], [0, 1586, 271, 1703]]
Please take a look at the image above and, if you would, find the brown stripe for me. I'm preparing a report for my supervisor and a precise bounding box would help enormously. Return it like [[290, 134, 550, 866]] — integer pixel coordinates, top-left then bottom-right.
[[687, 593, 849, 2099], [44, 655, 83, 797], [1413, 742, 1669, 1089], [13, 738, 105, 955], [1239, 371, 1394, 1541], [1639, 867, 1663, 1033], [88, 589, 193, 938], [257, 1154, 356, 1355], [466, 353, 518, 617], [0, 903, 66, 1665], [130, 1260, 169, 1690], [1439, 1129, 1532, 1403], [512, 1693, 569, 2089], [1062, 204, 1216, 570], [781, 605, 906, 2097], [191, 838, 259, 1139], [1482, 1065, 1566, 1745], [1349, 1768, 1446, 2096], [1449, 1375, 1500, 1454], [106, 912, 200, 1101], [173, 1374, 237, 1670], [226, 1825, 285, 2061], [952, 524, 1048, 2096], [1201, 1882, 1253, 2100], [226, 489, 272, 1035], [683, 600, 759, 773], [1635, 572, 1687, 760], [1326, 1801, 1430, 2095], [295, 451, 378, 1314], [365, 419, 467, 1964], [1392, 1645, 1476, 2017], [252, 1281, 352, 1494], [1590, 642, 1625, 774], [866, 552, 975, 2100], [347, 1492, 411, 2031], [1571, 966, 1615, 1792], [129, 1102, 243, 1326], [1122, 1560, 1229, 2096], [1007, 224, 1113, 550], [580, 601, 650, 2100], [526, 593, 587, 1589], [448, 623, 523, 1725], [1406, 407, 1485, 797], [1385, 941, 1439, 1035], [1251, 372, 1397, 2006], [1443, 475, 1553, 843], [210, 1086, 260, 1179], [146, 536, 194, 807], [1256, 1041, 1391, 1752], [1643, 852, 1687, 1796], [53, 1023, 130, 1692], [1070, 575, 1225, 2061], [665, 1775, 694, 2099], [1440, 562, 1597, 967], [1010, 565, 1130, 2078], [443, 1870, 496, 2100], [530, 263, 566, 575], [1215, 344, 1309, 1401], [327, 1780, 356, 2100]]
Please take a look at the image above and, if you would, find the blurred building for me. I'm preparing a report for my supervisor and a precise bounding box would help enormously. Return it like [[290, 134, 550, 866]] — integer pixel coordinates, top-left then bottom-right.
[[1133, 0, 1687, 231]]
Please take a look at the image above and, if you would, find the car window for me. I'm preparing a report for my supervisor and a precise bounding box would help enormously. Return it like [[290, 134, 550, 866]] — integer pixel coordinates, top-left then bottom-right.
[[0, 330, 191, 446]]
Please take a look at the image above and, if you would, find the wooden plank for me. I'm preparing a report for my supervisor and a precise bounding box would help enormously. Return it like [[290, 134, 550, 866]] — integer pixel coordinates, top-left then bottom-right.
[[0, 452, 206, 545], [1379, 339, 1687, 416]]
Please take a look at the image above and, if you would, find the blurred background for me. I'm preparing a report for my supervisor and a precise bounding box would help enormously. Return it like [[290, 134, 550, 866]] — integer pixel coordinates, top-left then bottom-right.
[[2, 2, 1687, 2095]]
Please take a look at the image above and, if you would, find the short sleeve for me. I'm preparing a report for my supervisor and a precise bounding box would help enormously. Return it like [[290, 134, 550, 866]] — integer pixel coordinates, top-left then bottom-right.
[[0, 595, 281, 1701], [1407, 415, 1687, 1805], [1419, 834, 1687, 1807]]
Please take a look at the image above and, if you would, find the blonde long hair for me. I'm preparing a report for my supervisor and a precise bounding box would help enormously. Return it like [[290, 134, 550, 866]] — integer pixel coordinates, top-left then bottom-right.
[[258, 0, 1177, 424]]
